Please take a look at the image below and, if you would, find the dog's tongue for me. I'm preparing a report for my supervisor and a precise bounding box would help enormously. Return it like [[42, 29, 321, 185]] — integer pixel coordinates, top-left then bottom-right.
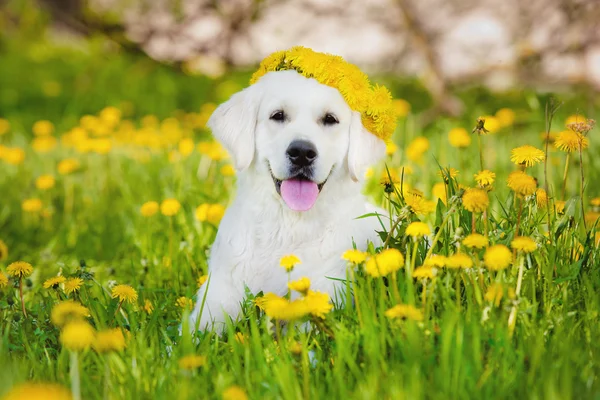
[[280, 179, 319, 211]]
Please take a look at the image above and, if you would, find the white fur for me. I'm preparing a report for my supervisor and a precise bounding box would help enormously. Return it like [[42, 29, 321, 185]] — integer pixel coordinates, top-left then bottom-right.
[[189, 70, 386, 332]]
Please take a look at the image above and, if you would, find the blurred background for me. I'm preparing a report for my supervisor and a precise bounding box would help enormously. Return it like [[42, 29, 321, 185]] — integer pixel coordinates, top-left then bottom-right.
[[1, 0, 599, 126]]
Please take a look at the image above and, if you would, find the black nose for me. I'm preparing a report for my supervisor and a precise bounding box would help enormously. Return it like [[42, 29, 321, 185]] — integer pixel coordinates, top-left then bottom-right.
[[286, 140, 318, 167]]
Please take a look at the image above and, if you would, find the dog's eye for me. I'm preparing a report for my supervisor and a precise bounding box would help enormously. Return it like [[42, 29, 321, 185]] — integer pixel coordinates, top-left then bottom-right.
[[270, 111, 285, 122], [322, 113, 339, 125]]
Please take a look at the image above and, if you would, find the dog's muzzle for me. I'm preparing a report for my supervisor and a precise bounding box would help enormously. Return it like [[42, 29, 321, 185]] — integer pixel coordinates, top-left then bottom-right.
[[270, 166, 328, 212]]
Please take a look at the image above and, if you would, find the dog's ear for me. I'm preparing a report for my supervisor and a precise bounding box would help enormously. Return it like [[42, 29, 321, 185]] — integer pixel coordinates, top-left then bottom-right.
[[207, 85, 262, 171], [347, 111, 386, 182]]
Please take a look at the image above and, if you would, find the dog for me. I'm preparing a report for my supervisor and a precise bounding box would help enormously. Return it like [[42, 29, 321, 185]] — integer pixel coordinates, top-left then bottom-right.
[[189, 69, 387, 333]]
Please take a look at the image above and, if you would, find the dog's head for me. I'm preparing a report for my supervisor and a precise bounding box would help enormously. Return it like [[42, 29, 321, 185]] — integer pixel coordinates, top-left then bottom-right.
[[208, 70, 386, 211]]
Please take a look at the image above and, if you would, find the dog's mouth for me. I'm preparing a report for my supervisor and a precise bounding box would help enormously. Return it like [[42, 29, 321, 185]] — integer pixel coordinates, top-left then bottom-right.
[[270, 168, 328, 212]]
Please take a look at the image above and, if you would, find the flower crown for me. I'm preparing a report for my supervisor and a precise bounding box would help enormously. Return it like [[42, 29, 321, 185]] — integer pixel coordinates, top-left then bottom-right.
[[250, 47, 397, 141]]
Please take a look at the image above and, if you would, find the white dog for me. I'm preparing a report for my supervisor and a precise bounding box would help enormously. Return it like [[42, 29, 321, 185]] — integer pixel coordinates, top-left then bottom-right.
[[189, 70, 386, 333]]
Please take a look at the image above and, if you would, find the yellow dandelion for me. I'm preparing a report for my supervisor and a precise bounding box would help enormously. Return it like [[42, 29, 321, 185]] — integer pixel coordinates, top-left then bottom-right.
[[51, 301, 90, 327], [446, 253, 473, 269], [432, 182, 447, 205], [176, 296, 193, 310], [111, 284, 138, 304], [94, 328, 126, 353], [510, 145, 545, 167], [288, 277, 311, 294], [32, 136, 57, 153], [478, 115, 500, 133], [474, 170, 496, 187], [412, 266, 436, 280], [462, 188, 489, 213], [0, 239, 8, 261], [22, 198, 43, 213], [140, 201, 159, 217], [220, 164, 236, 176], [2, 382, 72, 400], [393, 99, 411, 118], [364, 248, 405, 277], [590, 197, 600, 208], [555, 200, 566, 214], [3, 147, 25, 165], [438, 167, 459, 182], [304, 290, 333, 318], [536, 188, 548, 208], [195, 203, 226, 225], [406, 136, 430, 163], [63, 278, 83, 295], [179, 354, 207, 370], [160, 198, 181, 216], [405, 222, 431, 238], [43, 276, 66, 289], [496, 108, 516, 127], [483, 245, 513, 270], [585, 211, 600, 227], [424, 254, 448, 268], [197, 275, 208, 287], [385, 304, 424, 321], [0, 272, 8, 288], [405, 192, 435, 215], [35, 175, 56, 190], [386, 142, 398, 155], [554, 130, 589, 153], [178, 138, 195, 157], [60, 320, 95, 351], [222, 385, 248, 400], [511, 236, 537, 253], [0, 118, 9, 135], [448, 127, 471, 148], [33, 120, 54, 136], [462, 234, 488, 249], [280, 254, 301, 272], [342, 249, 368, 264], [57, 158, 80, 175], [507, 171, 537, 197], [258, 293, 309, 321], [143, 299, 154, 314], [7, 261, 33, 278]]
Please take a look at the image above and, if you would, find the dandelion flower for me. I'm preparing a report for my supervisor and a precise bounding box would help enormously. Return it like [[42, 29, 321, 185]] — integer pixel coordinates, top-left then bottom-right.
[[288, 277, 311, 294], [462, 234, 488, 249], [393, 99, 411, 118], [258, 293, 309, 320], [51, 301, 90, 327], [178, 138, 195, 157], [63, 278, 83, 295], [342, 249, 368, 264], [33, 120, 54, 136], [43, 276, 66, 289], [220, 164, 236, 176], [364, 248, 404, 277], [0, 272, 8, 288], [222, 385, 248, 400], [555, 200, 566, 214], [511, 236, 537, 253], [179, 354, 207, 370], [438, 167, 459, 182], [2, 382, 72, 400], [412, 266, 436, 280], [483, 245, 512, 270], [536, 188, 548, 207], [485, 283, 514, 306], [22, 198, 43, 213], [0, 239, 8, 261], [160, 198, 181, 216], [554, 130, 589, 153], [195, 204, 226, 225], [176, 296, 193, 310], [111, 284, 138, 304], [280, 254, 301, 272], [510, 145, 545, 167], [304, 290, 333, 318], [3, 147, 25, 165], [406, 137, 429, 163], [424, 255, 448, 267], [57, 158, 80, 175], [386, 142, 398, 155], [60, 320, 95, 351], [35, 175, 56, 190], [448, 128, 471, 148], [496, 108, 515, 127], [385, 304, 424, 321], [143, 299, 154, 314], [590, 197, 600, 208], [94, 328, 126, 353], [0, 118, 9, 135], [197, 275, 208, 287], [432, 182, 447, 205], [474, 170, 496, 187], [462, 188, 489, 213], [140, 201, 159, 217], [405, 192, 435, 215], [7, 261, 33, 278], [446, 253, 474, 269], [507, 171, 537, 197], [405, 222, 431, 238]]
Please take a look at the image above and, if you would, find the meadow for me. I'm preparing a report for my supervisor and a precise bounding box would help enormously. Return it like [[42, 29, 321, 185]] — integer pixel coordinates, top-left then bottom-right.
[[1, 11, 600, 400]]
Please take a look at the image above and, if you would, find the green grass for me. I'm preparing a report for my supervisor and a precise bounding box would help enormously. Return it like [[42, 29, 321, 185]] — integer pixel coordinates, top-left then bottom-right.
[[1, 7, 600, 400]]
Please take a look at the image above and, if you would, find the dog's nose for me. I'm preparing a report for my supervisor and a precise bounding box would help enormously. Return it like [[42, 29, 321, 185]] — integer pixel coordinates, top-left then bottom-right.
[[286, 140, 318, 167]]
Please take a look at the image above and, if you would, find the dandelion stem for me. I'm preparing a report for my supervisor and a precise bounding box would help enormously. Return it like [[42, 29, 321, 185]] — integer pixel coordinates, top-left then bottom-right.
[[561, 153, 570, 200], [114, 299, 124, 319], [19, 278, 27, 318], [70, 351, 82, 400], [425, 206, 456, 260], [348, 268, 363, 329], [578, 146, 587, 231], [477, 134, 484, 171]]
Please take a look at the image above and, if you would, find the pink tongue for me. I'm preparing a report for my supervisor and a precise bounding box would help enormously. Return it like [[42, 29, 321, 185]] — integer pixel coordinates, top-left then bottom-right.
[[280, 179, 319, 211]]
